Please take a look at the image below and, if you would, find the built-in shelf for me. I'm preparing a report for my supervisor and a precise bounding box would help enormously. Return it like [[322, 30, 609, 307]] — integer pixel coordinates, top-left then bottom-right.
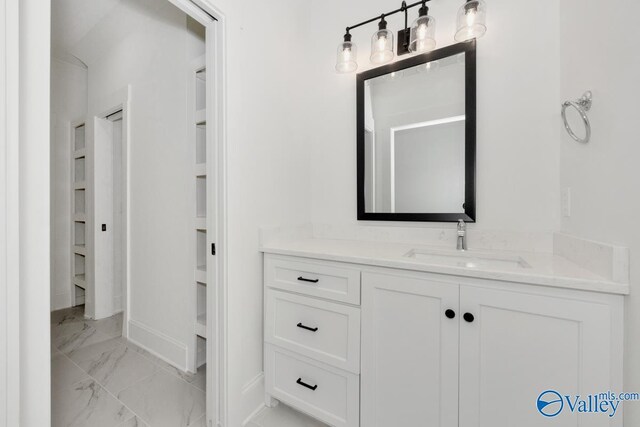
[[74, 222, 86, 246], [73, 274, 86, 289], [195, 109, 206, 125], [193, 61, 208, 368], [196, 68, 206, 111], [196, 176, 207, 218], [195, 268, 207, 284], [195, 163, 206, 177], [74, 157, 86, 182], [72, 122, 88, 307], [74, 125, 86, 151], [74, 189, 86, 215], [197, 230, 207, 271], [195, 314, 207, 339], [74, 285, 85, 305], [195, 217, 206, 230], [74, 254, 86, 289], [196, 335, 206, 368], [196, 124, 206, 164]]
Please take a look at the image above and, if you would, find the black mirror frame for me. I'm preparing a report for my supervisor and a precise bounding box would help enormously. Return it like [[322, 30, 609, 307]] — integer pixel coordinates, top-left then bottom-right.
[[356, 40, 477, 222]]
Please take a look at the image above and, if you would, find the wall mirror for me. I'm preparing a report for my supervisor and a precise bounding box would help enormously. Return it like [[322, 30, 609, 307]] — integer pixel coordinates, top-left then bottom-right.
[[357, 41, 476, 222]]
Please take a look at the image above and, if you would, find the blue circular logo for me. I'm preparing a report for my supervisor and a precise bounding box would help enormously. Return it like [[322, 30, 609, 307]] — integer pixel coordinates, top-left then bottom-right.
[[537, 390, 564, 417]]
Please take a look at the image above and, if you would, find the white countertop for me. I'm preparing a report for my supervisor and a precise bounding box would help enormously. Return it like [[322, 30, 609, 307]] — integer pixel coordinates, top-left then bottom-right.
[[260, 238, 629, 295]]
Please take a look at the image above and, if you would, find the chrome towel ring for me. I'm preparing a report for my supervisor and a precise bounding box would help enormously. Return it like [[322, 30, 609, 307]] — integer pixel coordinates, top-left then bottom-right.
[[561, 90, 592, 143]]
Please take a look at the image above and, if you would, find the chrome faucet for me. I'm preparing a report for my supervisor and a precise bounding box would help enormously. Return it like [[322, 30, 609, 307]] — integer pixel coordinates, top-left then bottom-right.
[[457, 219, 467, 251]]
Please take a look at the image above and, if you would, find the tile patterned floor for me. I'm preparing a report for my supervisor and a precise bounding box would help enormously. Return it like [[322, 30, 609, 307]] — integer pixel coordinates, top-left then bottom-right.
[[51, 306, 206, 427]]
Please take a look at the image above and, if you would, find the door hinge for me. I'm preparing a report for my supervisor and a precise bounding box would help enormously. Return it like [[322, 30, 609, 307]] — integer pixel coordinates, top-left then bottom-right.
[[211, 243, 216, 256]]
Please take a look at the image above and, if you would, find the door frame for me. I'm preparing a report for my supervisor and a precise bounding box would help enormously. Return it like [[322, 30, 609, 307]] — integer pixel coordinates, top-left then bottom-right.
[[1, 0, 21, 425], [168, 1, 229, 424]]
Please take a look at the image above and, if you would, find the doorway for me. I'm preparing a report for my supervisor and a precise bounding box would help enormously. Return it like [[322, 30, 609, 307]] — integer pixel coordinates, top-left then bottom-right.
[[48, 0, 226, 426]]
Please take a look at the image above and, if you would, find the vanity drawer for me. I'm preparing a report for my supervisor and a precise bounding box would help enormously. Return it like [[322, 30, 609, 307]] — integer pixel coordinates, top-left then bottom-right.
[[264, 255, 361, 304], [265, 344, 360, 427], [265, 289, 360, 373]]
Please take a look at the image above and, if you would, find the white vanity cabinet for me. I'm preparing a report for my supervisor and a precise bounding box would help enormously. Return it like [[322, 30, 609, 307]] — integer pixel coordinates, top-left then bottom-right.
[[264, 255, 362, 427], [263, 252, 624, 427], [361, 270, 623, 427]]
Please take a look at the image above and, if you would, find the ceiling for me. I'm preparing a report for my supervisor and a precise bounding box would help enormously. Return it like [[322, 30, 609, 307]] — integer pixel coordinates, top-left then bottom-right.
[[51, 0, 122, 64]]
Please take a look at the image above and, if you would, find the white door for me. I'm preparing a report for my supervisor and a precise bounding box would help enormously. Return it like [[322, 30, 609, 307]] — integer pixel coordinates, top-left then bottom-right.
[[361, 271, 459, 427], [92, 116, 115, 319], [459, 285, 617, 427]]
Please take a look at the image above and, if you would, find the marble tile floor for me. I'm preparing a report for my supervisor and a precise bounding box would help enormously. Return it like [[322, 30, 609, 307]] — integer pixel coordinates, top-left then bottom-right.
[[51, 306, 206, 427]]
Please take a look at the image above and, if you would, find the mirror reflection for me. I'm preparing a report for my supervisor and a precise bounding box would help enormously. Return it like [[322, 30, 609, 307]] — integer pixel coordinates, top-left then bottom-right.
[[363, 52, 467, 215]]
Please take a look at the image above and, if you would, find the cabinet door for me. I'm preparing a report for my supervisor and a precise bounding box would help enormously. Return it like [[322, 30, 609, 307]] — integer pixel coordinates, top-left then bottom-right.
[[459, 286, 619, 427], [361, 272, 459, 427]]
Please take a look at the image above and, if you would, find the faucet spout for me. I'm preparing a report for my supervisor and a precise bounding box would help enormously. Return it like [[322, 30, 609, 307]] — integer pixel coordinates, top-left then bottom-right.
[[457, 219, 467, 251]]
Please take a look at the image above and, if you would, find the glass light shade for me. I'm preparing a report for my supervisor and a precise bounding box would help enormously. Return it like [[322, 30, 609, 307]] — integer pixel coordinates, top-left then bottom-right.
[[335, 40, 358, 73], [409, 14, 436, 53], [454, 0, 487, 42], [370, 28, 394, 64]]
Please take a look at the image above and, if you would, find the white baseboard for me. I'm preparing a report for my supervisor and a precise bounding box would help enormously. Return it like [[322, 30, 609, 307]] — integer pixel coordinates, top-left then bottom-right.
[[51, 292, 71, 311], [128, 319, 188, 371], [241, 372, 266, 426]]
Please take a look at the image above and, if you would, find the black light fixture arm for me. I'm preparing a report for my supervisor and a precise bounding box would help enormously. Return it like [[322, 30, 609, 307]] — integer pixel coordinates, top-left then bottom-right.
[[345, 0, 430, 33]]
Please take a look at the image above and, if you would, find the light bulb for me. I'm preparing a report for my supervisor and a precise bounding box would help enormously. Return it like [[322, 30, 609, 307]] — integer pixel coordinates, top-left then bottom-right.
[[417, 23, 428, 38], [466, 9, 477, 26]]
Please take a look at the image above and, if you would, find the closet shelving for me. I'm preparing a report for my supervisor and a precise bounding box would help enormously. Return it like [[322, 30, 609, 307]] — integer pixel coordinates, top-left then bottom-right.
[[72, 123, 87, 305], [192, 59, 208, 368]]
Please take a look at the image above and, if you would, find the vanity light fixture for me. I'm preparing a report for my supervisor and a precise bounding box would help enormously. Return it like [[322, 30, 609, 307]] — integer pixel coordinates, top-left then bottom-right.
[[408, 4, 436, 53], [454, 0, 487, 42], [336, 0, 487, 73], [370, 16, 395, 64], [336, 31, 358, 73]]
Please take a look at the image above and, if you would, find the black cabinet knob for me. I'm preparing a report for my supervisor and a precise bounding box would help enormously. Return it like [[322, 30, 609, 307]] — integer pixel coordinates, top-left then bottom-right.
[[463, 312, 475, 323], [445, 309, 456, 319]]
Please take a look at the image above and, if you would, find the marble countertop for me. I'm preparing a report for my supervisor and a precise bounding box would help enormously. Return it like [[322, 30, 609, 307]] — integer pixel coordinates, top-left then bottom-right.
[[260, 238, 629, 295]]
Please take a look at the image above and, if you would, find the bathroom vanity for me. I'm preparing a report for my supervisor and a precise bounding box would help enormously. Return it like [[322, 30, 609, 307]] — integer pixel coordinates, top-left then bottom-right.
[[261, 236, 627, 427]]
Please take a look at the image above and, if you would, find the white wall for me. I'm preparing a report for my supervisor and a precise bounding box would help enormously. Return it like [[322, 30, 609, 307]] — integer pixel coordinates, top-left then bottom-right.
[[307, 0, 562, 233], [19, 0, 51, 425], [199, 0, 313, 423], [1, 0, 21, 424], [50, 58, 88, 310], [558, 0, 640, 424]]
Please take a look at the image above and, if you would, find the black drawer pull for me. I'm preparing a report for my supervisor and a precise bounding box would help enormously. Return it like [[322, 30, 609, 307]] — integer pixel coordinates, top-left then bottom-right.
[[297, 276, 319, 283], [296, 378, 318, 391], [297, 322, 319, 332], [463, 312, 475, 323], [445, 309, 456, 319]]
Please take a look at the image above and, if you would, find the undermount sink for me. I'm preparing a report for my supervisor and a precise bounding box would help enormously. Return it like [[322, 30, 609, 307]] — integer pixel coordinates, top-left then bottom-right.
[[404, 248, 531, 270]]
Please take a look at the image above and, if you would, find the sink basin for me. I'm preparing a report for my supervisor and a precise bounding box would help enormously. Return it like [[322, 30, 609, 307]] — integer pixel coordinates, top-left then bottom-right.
[[404, 248, 531, 270]]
